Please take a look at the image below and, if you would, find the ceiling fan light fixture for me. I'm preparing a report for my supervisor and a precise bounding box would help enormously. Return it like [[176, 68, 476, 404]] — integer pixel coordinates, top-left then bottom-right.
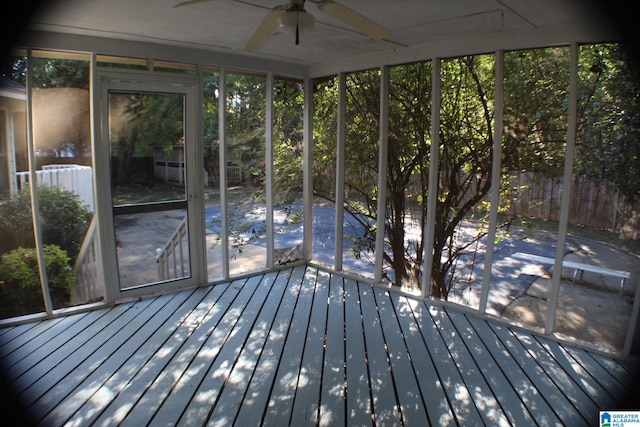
[[279, 9, 315, 44]]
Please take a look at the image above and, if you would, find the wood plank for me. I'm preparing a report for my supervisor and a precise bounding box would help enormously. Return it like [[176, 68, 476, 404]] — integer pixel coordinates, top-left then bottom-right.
[[0, 316, 66, 363], [91, 283, 229, 427], [410, 301, 485, 425], [147, 274, 265, 425], [357, 282, 400, 425], [466, 315, 561, 426], [588, 351, 638, 392], [118, 278, 248, 426], [564, 346, 628, 404], [316, 271, 345, 426], [288, 268, 331, 426], [1, 309, 103, 378], [389, 293, 456, 426], [13, 299, 153, 404], [262, 266, 319, 426], [205, 268, 293, 427], [42, 287, 198, 426], [231, 264, 306, 426], [490, 321, 587, 425], [433, 307, 510, 425], [513, 329, 599, 421], [4, 307, 116, 385], [535, 336, 619, 409], [67, 285, 217, 426], [0, 321, 40, 349], [372, 286, 429, 426], [177, 271, 282, 424], [343, 277, 372, 425], [30, 291, 185, 421], [446, 309, 536, 426]]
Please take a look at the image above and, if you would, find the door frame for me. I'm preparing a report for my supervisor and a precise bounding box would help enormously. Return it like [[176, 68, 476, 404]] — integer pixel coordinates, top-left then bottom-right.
[[94, 70, 205, 302]]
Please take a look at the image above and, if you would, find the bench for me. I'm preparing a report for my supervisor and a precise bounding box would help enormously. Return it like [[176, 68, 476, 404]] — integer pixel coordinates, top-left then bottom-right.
[[511, 252, 630, 295]]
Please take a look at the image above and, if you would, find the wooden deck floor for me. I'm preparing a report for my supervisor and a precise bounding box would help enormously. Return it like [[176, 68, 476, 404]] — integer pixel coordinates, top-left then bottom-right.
[[0, 264, 638, 426]]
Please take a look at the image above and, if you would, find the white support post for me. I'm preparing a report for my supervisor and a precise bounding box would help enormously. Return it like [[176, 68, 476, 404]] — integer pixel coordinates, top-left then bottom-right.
[[624, 276, 640, 355], [545, 43, 578, 334], [479, 50, 504, 314], [302, 77, 314, 262], [25, 50, 53, 315], [421, 59, 441, 298], [190, 65, 206, 284], [374, 66, 389, 284], [265, 73, 275, 268], [89, 52, 111, 303], [218, 67, 230, 279], [334, 72, 347, 271]]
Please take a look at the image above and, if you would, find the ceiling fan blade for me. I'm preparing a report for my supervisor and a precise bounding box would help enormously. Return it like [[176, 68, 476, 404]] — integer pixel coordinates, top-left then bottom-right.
[[318, 2, 390, 40], [173, 0, 217, 8], [244, 9, 285, 51]]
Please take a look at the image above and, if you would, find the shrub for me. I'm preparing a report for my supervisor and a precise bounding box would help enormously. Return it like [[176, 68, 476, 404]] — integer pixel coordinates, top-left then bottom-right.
[[0, 245, 74, 317], [0, 185, 91, 261]]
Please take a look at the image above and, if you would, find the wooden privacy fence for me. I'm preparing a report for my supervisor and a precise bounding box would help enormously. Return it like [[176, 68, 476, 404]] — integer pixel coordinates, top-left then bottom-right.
[[505, 172, 639, 233]]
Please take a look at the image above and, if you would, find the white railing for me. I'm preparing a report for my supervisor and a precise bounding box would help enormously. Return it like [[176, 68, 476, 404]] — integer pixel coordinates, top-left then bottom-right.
[[71, 216, 103, 304], [17, 164, 94, 212], [156, 217, 189, 281]]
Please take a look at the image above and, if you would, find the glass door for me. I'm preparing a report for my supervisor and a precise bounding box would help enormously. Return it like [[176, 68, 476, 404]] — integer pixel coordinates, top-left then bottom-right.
[[101, 78, 200, 294]]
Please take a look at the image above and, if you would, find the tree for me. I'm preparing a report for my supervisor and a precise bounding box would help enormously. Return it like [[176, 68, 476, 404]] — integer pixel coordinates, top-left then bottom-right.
[[575, 43, 640, 202], [312, 48, 576, 300], [109, 92, 184, 185]]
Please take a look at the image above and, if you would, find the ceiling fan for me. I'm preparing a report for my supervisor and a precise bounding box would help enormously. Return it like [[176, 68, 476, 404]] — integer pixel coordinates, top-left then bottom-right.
[[173, 0, 391, 51]]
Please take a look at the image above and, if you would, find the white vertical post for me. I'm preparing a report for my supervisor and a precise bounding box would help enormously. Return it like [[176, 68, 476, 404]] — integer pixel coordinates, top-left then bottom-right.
[[265, 73, 275, 268], [374, 66, 389, 284], [218, 67, 230, 279], [302, 77, 314, 261], [545, 43, 578, 334], [624, 277, 640, 355], [26, 50, 53, 314], [7, 101, 18, 196], [479, 50, 504, 314], [89, 52, 110, 302], [421, 59, 441, 298], [188, 70, 206, 284], [334, 72, 347, 271]]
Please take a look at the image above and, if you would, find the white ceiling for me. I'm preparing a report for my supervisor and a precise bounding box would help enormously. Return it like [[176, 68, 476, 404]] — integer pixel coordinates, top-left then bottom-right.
[[23, 0, 620, 70]]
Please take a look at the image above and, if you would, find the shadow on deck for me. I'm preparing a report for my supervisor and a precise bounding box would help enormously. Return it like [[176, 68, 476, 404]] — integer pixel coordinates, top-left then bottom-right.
[[1, 264, 638, 426]]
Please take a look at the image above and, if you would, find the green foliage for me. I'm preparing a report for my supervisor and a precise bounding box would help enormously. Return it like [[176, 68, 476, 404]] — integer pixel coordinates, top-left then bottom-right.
[[575, 43, 640, 201], [109, 92, 184, 185], [503, 47, 569, 176], [0, 185, 91, 262], [0, 245, 74, 317], [273, 78, 304, 203]]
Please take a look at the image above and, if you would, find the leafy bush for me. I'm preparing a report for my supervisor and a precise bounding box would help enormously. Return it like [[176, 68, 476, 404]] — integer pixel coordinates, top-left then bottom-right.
[[0, 185, 91, 261], [0, 245, 74, 317]]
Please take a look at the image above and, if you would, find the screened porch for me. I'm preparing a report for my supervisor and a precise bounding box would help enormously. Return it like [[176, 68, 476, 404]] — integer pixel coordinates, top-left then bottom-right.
[[1, 0, 640, 424]]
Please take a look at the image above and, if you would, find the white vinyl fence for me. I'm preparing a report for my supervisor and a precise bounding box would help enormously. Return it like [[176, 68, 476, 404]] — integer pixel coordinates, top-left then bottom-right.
[[16, 164, 94, 212]]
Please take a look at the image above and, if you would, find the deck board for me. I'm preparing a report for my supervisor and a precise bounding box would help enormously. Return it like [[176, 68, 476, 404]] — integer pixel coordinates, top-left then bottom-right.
[[372, 286, 429, 426], [446, 309, 536, 426], [466, 314, 561, 426], [319, 271, 346, 426], [1, 264, 638, 426], [343, 277, 372, 425]]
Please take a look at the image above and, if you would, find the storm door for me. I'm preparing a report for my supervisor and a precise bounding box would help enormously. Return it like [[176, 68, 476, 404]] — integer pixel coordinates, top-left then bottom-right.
[[99, 75, 202, 297]]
